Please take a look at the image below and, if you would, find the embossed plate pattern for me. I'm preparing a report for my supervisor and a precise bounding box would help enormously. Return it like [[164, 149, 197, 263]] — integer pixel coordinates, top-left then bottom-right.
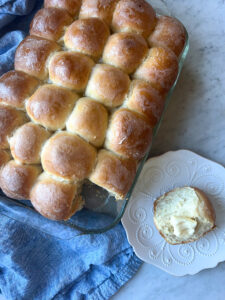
[[122, 150, 225, 276]]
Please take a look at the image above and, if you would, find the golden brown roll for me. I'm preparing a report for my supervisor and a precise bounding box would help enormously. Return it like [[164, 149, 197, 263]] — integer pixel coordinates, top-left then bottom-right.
[[10, 123, 51, 164], [44, 0, 82, 17], [112, 0, 156, 38], [89, 149, 137, 199], [14, 36, 59, 80], [0, 71, 39, 109], [148, 16, 186, 57], [105, 108, 153, 160], [102, 32, 148, 74], [79, 0, 118, 25], [85, 64, 130, 107], [126, 80, 165, 127], [66, 97, 108, 147], [26, 84, 78, 130], [49, 51, 94, 92], [0, 105, 27, 149], [0, 160, 41, 200], [30, 172, 84, 220], [41, 131, 97, 181], [0, 150, 10, 169], [30, 8, 73, 42], [64, 18, 110, 61], [134, 47, 179, 93], [153, 187, 216, 245]]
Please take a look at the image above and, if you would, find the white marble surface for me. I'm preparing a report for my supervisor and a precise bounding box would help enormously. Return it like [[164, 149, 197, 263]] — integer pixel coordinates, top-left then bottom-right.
[[113, 0, 225, 299], [0, 1, 224, 300]]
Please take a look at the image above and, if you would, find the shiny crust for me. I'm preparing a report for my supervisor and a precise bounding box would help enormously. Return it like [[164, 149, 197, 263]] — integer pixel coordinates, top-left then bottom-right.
[[148, 16, 186, 57], [0, 150, 10, 169], [14, 36, 59, 80], [41, 131, 97, 181], [102, 32, 148, 74], [44, 0, 82, 16], [10, 123, 51, 164], [49, 51, 94, 92], [79, 0, 118, 25], [30, 172, 83, 220], [64, 18, 110, 60], [153, 187, 216, 245], [105, 108, 153, 160], [89, 149, 137, 199], [126, 80, 165, 126], [30, 7, 73, 42], [0, 160, 41, 200], [0, 106, 27, 149], [112, 0, 156, 38], [85, 64, 130, 107], [26, 84, 78, 130], [66, 97, 108, 147], [0, 71, 39, 109], [134, 47, 179, 93], [0, 1, 187, 220]]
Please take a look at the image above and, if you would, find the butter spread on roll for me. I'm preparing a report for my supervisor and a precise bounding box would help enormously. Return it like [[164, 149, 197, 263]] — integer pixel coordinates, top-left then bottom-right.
[[154, 187, 216, 244]]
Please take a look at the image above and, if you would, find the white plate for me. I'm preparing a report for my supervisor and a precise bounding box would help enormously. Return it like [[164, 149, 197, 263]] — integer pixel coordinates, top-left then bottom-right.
[[122, 150, 225, 276]]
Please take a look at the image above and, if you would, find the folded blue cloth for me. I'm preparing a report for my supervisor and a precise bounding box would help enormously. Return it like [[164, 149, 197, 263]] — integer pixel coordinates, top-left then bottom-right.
[[0, 1, 143, 299]]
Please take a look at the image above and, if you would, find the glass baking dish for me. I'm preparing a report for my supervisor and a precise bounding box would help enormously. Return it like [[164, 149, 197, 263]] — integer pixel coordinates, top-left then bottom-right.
[[0, 1, 189, 238]]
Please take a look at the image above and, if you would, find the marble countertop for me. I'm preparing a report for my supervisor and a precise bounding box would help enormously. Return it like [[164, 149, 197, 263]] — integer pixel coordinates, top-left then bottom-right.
[[113, 0, 225, 299], [0, 1, 224, 300]]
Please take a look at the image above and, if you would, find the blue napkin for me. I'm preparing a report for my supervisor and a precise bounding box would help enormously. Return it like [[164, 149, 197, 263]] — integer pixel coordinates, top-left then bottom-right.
[[0, 1, 143, 299]]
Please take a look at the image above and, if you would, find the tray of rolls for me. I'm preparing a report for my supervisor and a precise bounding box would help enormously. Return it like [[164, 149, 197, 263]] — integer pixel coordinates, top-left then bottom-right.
[[0, 0, 189, 234]]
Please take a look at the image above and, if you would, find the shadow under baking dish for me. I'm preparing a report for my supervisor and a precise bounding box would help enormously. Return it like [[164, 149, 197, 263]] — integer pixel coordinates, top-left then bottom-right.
[[0, 22, 189, 239]]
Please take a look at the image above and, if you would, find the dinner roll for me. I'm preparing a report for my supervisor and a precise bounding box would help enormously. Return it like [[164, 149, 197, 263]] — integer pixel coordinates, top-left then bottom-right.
[[30, 7, 73, 42], [10, 123, 50, 164], [49, 51, 94, 92], [85, 64, 130, 107], [0, 71, 39, 109], [148, 16, 186, 57], [66, 97, 108, 147], [102, 32, 148, 74], [0, 160, 41, 200], [26, 84, 78, 130], [105, 108, 152, 160], [30, 172, 84, 220], [64, 18, 110, 60], [154, 187, 216, 244], [134, 47, 179, 93], [15, 36, 59, 80], [79, 0, 118, 25], [44, 0, 82, 17], [41, 131, 97, 181], [125, 80, 165, 127], [0, 150, 10, 169], [112, 0, 156, 38], [0, 105, 27, 149], [89, 149, 137, 199]]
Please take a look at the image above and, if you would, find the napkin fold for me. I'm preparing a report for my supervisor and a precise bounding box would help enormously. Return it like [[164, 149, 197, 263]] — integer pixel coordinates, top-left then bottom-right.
[[0, 1, 142, 299]]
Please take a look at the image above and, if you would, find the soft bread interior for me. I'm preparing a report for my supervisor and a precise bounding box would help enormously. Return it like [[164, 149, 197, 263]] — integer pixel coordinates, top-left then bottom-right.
[[154, 187, 215, 244]]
